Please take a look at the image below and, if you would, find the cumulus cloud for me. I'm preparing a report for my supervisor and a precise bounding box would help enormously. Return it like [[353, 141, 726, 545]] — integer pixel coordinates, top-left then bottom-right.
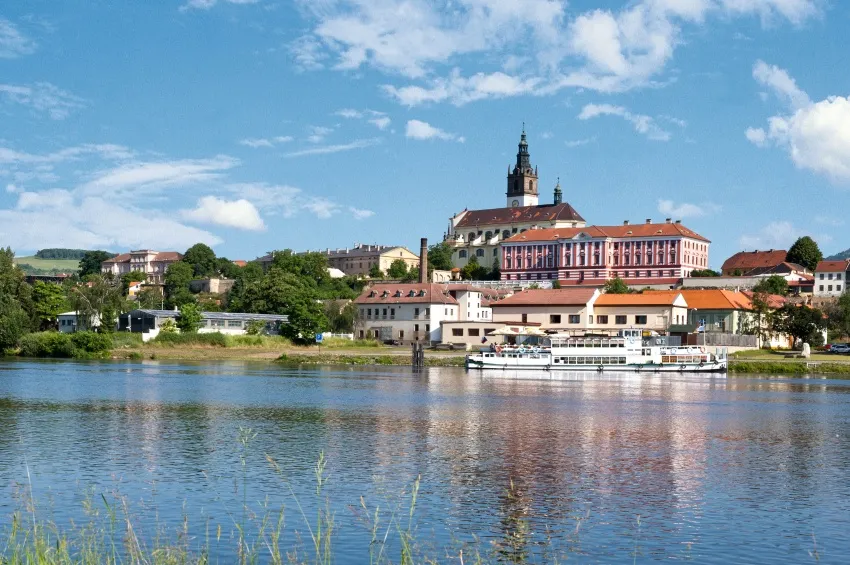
[[405, 120, 464, 142], [182, 196, 266, 231], [16, 189, 74, 210], [578, 103, 672, 141], [747, 60, 850, 183], [739, 221, 815, 250], [349, 207, 375, 220], [657, 199, 720, 218], [0, 18, 36, 58], [384, 70, 541, 106], [0, 82, 86, 119]]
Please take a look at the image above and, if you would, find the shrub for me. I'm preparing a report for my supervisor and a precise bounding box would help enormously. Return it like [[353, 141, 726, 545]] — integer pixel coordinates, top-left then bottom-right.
[[159, 319, 177, 334], [70, 331, 113, 355], [18, 332, 74, 358], [151, 332, 228, 347], [245, 319, 266, 336]]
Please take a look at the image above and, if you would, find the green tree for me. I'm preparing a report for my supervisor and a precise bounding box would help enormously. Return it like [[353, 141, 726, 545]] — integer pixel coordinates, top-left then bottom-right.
[[690, 269, 720, 277], [182, 243, 218, 278], [325, 300, 357, 333], [120, 270, 148, 295], [773, 304, 827, 347], [786, 236, 823, 272], [490, 258, 501, 281], [825, 293, 850, 338], [369, 264, 384, 279], [0, 296, 30, 350], [387, 259, 409, 279], [79, 250, 115, 277], [216, 257, 242, 279], [177, 302, 203, 333], [428, 242, 454, 271], [270, 250, 330, 287], [67, 275, 125, 332], [31, 281, 67, 330], [244, 319, 266, 335], [159, 319, 177, 334], [402, 267, 420, 283], [164, 261, 195, 308], [603, 276, 631, 294], [753, 275, 789, 296], [137, 287, 163, 309]]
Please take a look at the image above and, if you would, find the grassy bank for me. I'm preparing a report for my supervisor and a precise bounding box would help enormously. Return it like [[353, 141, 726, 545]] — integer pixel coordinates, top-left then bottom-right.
[[729, 360, 850, 374], [278, 352, 467, 367]]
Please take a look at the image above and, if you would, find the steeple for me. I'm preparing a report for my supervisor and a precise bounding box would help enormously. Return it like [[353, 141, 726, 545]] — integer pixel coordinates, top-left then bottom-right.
[[506, 125, 539, 208], [516, 123, 532, 172], [554, 177, 562, 205]]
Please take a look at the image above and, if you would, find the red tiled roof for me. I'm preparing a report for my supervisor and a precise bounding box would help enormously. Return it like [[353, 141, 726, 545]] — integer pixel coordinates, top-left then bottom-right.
[[153, 252, 182, 261], [233, 260, 248, 267], [595, 291, 683, 306], [355, 283, 459, 305], [815, 260, 849, 273], [721, 250, 787, 272], [491, 288, 597, 307], [454, 203, 585, 228], [103, 253, 132, 264], [504, 222, 709, 243]]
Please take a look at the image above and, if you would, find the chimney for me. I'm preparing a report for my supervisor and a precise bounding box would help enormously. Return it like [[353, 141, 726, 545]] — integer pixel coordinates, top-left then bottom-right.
[[419, 238, 428, 283], [675, 220, 681, 224], [665, 218, 672, 224], [645, 218, 651, 224], [623, 220, 630, 225]]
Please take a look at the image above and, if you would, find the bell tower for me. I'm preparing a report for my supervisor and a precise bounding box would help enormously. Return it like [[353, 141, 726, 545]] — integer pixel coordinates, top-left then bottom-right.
[[506, 124, 539, 208]]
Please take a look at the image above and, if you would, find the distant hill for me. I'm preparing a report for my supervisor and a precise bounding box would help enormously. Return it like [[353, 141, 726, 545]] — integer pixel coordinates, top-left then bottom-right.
[[825, 249, 850, 261], [14, 256, 80, 275], [34, 248, 91, 260]]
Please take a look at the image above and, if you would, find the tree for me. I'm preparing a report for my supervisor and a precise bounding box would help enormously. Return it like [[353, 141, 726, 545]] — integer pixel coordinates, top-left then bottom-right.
[[460, 255, 488, 280], [177, 302, 203, 333], [369, 264, 384, 279], [325, 301, 357, 333], [787, 236, 823, 272], [603, 276, 631, 294], [387, 259, 409, 279], [137, 287, 163, 309], [825, 292, 850, 338], [0, 296, 30, 350], [552, 280, 562, 289], [164, 261, 195, 308], [67, 275, 125, 332], [31, 281, 67, 330], [773, 304, 827, 347], [402, 267, 420, 283], [159, 319, 177, 334], [121, 270, 148, 295], [490, 258, 501, 281], [0, 248, 34, 334], [690, 269, 720, 277], [742, 290, 775, 345], [182, 243, 218, 278], [216, 257, 242, 279], [753, 275, 789, 296], [79, 250, 115, 277], [428, 242, 454, 271]]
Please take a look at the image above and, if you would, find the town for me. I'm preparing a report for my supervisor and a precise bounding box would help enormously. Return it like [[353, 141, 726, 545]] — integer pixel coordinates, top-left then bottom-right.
[[3, 131, 846, 359]]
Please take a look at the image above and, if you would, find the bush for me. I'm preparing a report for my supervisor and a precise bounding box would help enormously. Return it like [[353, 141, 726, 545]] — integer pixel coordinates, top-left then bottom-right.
[[19, 332, 74, 358], [150, 332, 228, 347], [70, 331, 113, 354]]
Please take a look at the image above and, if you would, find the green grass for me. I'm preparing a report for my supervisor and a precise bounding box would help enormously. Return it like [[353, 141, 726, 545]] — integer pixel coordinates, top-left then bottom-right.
[[13, 256, 80, 273], [278, 353, 466, 367], [729, 360, 850, 374]]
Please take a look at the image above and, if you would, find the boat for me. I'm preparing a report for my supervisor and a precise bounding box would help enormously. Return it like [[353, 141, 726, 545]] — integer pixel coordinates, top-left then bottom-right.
[[466, 329, 727, 374]]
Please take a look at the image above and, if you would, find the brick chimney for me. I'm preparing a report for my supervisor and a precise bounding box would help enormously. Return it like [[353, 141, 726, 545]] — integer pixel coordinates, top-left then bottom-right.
[[419, 238, 428, 284]]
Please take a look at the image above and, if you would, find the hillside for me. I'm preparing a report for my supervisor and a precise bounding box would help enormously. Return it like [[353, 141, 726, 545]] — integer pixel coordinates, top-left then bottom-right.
[[14, 256, 80, 275], [826, 248, 850, 261]]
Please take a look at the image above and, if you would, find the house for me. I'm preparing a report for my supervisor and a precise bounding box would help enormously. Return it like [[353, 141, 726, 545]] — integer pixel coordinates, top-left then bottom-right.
[[101, 250, 183, 284], [354, 283, 506, 343], [500, 219, 709, 284], [258, 245, 420, 277], [720, 249, 788, 276], [813, 260, 849, 298], [593, 292, 689, 332], [119, 310, 288, 340], [58, 311, 102, 333], [490, 288, 600, 330]]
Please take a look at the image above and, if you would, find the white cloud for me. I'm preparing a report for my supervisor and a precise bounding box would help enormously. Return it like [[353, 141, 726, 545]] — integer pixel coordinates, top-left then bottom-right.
[[657, 199, 720, 218], [565, 137, 596, 148], [229, 182, 347, 220], [747, 61, 850, 183], [5, 183, 20, 193], [307, 125, 334, 144], [335, 108, 363, 119], [578, 103, 672, 141], [384, 70, 541, 106], [80, 155, 239, 197], [349, 207, 375, 220], [405, 120, 464, 142], [0, 83, 86, 119], [17, 189, 74, 210], [238, 136, 292, 148], [739, 221, 806, 250], [180, 0, 259, 11], [369, 116, 392, 130], [182, 196, 266, 231], [283, 138, 380, 157], [303, 198, 340, 219], [720, 0, 820, 25], [0, 18, 36, 58], [336, 108, 392, 130], [0, 143, 134, 165]]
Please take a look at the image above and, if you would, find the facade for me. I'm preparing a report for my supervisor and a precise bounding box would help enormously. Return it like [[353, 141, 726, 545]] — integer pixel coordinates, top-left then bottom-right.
[[120, 310, 288, 340], [101, 250, 183, 284], [258, 245, 419, 277], [445, 130, 585, 269], [58, 311, 102, 333], [720, 249, 788, 276], [813, 260, 849, 298], [490, 288, 599, 330], [500, 220, 710, 284], [354, 283, 507, 343], [593, 293, 689, 332], [189, 278, 236, 294]]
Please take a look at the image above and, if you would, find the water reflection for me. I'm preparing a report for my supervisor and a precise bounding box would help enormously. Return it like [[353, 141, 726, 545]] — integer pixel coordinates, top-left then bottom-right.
[[0, 360, 848, 563]]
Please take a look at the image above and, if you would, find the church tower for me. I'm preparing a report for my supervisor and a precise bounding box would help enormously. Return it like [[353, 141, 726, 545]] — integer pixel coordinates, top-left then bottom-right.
[[506, 125, 539, 208]]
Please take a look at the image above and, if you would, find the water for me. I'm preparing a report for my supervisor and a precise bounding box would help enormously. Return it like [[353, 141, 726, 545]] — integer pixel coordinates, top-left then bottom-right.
[[1, 359, 849, 563]]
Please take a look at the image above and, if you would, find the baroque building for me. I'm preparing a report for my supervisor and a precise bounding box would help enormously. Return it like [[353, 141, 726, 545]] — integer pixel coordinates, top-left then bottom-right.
[[445, 128, 585, 268]]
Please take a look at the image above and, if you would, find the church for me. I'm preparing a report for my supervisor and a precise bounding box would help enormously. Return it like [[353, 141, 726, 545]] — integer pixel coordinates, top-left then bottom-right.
[[445, 128, 586, 268]]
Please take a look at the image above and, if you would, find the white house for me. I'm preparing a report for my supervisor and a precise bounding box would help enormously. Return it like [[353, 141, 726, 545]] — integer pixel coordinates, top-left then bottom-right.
[[119, 310, 288, 341], [813, 260, 849, 298], [58, 311, 102, 333]]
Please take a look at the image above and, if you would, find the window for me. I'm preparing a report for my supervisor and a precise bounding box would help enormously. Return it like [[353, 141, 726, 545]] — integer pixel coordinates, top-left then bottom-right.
[[211, 319, 225, 327], [228, 320, 242, 328], [414, 324, 420, 331], [459, 250, 467, 258], [414, 307, 419, 316], [838, 274, 843, 280], [820, 273, 825, 280], [615, 315, 627, 325], [426, 308, 430, 317], [569, 314, 581, 324], [476, 249, 485, 258], [838, 285, 843, 292], [829, 273, 834, 280], [828, 285, 833, 291], [635, 315, 647, 324], [596, 315, 609, 324], [425, 324, 430, 332], [452, 328, 463, 337], [819, 285, 824, 291], [521, 313, 528, 323], [502, 230, 510, 239], [468, 328, 480, 337], [550, 314, 561, 324]]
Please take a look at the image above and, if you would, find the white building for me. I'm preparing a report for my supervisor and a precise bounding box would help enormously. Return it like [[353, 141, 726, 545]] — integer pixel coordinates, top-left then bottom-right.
[[354, 283, 508, 343], [814, 260, 849, 298], [102, 250, 183, 284], [120, 310, 288, 341]]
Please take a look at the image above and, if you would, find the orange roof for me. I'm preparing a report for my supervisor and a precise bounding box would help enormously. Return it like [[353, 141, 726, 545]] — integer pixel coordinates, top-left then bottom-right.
[[644, 289, 787, 311], [815, 260, 849, 273], [721, 250, 787, 272], [233, 260, 248, 267], [595, 291, 683, 306], [491, 288, 597, 307], [454, 203, 584, 228], [504, 222, 709, 243]]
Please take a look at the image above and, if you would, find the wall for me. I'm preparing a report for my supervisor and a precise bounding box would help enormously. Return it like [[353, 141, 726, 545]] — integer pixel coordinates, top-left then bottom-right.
[[441, 322, 506, 349], [813, 272, 846, 297], [492, 305, 589, 329], [591, 305, 686, 331]]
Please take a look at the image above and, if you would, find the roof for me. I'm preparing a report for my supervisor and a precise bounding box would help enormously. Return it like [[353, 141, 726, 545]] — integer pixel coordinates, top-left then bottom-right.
[[746, 262, 807, 276], [816, 260, 850, 273], [103, 251, 182, 264], [595, 291, 683, 306], [504, 222, 709, 243], [454, 202, 585, 228], [128, 309, 288, 321], [490, 288, 597, 307], [233, 260, 247, 267], [644, 289, 787, 311], [721, 250, 787, 272], [355, 283, 459, 305]]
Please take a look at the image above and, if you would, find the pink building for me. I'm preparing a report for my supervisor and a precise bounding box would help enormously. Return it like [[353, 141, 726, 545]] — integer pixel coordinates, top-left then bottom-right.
[[501, 219, 710, 285], [101, 250, 183, 284]]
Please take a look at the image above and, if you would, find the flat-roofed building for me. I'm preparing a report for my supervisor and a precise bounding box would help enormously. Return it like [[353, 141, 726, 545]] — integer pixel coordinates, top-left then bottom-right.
[[120, 310, 288, 341]]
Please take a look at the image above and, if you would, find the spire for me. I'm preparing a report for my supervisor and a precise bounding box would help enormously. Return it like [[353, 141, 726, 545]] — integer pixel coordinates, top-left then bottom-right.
[[516, 124, 531, 171], [554, 177, 562, 205]]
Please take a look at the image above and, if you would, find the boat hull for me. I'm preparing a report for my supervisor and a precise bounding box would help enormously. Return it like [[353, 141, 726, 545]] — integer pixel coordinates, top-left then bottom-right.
[[465, 355, 726, 373]]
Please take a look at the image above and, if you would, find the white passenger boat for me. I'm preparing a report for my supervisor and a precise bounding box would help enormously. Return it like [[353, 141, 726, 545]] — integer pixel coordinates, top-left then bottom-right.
[[466, 329, 727, 374]]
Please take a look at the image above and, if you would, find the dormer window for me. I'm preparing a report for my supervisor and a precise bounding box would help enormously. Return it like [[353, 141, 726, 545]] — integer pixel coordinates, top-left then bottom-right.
[[369, 291, 376, 297], [394, 290, 402, 297], [418, 290, 426, 297], [408, 290, 416, 297], [381, 290, 389, 297]]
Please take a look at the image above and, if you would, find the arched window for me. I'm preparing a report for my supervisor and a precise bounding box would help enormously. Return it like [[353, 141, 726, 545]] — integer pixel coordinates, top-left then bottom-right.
[[502, 230, 510, 239], [459, 250, 467, 258], [529, 180, 534, 192], [468, 232, 475, 242], [476, 249, 485, 258]]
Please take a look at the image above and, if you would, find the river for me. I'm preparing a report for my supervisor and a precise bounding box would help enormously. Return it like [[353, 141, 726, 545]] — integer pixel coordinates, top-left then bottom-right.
[[0, 360, 848, 563]]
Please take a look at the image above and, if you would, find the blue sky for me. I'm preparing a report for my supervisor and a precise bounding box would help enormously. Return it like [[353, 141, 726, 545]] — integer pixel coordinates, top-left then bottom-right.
[[1, 0, 848, 267]]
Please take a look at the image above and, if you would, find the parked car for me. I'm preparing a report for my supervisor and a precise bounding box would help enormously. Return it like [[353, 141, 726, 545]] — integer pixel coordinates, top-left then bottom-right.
[[830, 344, 850, 354]]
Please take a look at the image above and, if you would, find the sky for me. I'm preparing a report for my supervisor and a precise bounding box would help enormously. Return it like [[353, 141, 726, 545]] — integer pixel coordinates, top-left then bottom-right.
[[1, 0, 849, 268]]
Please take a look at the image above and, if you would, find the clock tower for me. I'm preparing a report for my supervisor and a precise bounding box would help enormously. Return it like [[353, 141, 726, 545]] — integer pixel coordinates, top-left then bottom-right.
[[506, 125, 539, 208]]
